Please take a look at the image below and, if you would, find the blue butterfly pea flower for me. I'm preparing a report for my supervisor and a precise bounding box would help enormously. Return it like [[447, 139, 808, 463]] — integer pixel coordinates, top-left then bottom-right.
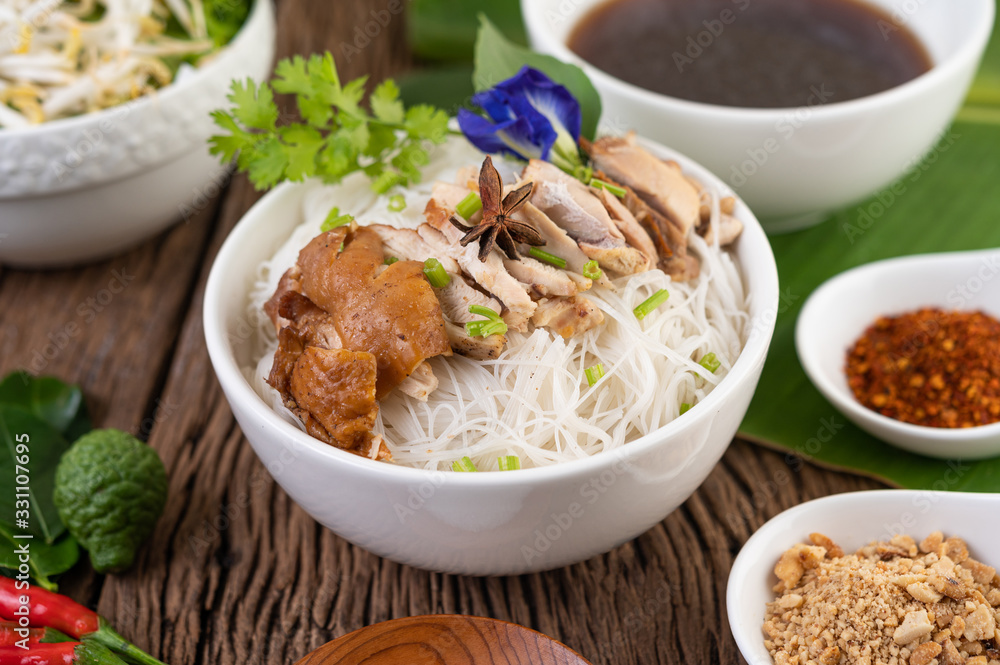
[[458, 66, 583, 174]]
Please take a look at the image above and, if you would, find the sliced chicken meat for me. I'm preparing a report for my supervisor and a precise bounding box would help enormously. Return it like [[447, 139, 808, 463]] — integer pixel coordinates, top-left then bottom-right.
[[596, 187, 657, 266], [702, 213, 744, 246], [502, 255, 579, 298], [396, 361, 439, 402], [418, 219, 536, 332], [444, 320, 506, 361], [617, 183, 700, 281], [510, 202, 607, 291], [589, 132, 701, 236], [531, 297, 605, 339], [369, 224, 460, 274], [523, 160, 648, 276], [531, 179, 649, 276]]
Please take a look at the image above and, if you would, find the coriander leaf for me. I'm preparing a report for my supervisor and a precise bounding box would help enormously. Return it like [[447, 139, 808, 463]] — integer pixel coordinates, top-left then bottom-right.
[[392, 142, 430, 182], [404, 105, 450, 142], [279, 125, 322, 181], [309, 53, 366, 119], [208, 111, 257, 163], [317, 134, 357, 182], [0, 406, 71, 543], [0, 526, 79, 591], [272, 55, 314, 95], [365, 123, 398, 158], [211, 52, 453, 194], [246, 136, 288, 189], [473, 15, 602, 140], [228, 79, 278, 132], [371, 80, 405, 124]]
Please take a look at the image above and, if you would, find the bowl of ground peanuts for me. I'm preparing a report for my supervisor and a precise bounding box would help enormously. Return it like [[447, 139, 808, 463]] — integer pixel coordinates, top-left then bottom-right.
[[727, 490, 1000, 665]]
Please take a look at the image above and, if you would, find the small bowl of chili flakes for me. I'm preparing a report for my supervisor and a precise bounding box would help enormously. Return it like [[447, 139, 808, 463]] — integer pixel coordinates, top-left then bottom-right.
[[796, 250, 1000, 460]]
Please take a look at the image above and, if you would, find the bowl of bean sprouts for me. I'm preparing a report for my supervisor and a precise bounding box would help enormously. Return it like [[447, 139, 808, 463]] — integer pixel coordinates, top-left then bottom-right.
[[0, 0, 274, 266]]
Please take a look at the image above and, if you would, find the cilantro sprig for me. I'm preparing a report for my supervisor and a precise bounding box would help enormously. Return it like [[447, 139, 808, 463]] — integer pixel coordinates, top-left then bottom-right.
[[209, 53, 452, 192]]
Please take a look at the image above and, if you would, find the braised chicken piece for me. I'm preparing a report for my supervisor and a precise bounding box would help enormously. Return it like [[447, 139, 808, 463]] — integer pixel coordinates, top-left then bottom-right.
[[266, 225, 452, 457], [296, 226, 452, 397], [370, 223, 509, 360]]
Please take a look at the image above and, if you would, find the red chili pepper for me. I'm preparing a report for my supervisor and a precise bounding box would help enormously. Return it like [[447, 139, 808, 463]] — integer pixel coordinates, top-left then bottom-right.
[[0, 622, 43, 647], [0, 580, 165, 665], [0, 580, 96, 640], [0, 642, 124, 665], [0, 622, 72, 648]]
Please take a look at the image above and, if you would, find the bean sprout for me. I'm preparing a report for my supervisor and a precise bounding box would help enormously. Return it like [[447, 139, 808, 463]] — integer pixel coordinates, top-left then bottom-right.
[[0, 0, 234, 127]]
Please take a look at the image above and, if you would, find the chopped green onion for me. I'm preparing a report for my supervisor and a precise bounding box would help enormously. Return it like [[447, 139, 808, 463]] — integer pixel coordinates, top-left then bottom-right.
[[469, 304, 503, 320], [585, 363, 605, 387], [321, 206, 354, 232], [456, 192, 482, 219], [498, 456, 521, 471], [452, 456, 478, 472], [465, 320, 507, 338], [699, 352, 721, 374], [388, 194, 407, 212], [590, 178, 627, 198], [423, 258, 450, 288], [680, 403, 692, 415], [573, 165, 594, 183], [384, 257, 398, 265], [529, 246, 567, 269], [633, 289, 670, 320], [465, 305, 508, 338], [583, 260, 602, 281]]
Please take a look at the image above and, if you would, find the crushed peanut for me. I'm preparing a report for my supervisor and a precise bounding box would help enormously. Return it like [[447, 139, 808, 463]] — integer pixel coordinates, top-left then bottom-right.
[[764, 533, 1000, 665]]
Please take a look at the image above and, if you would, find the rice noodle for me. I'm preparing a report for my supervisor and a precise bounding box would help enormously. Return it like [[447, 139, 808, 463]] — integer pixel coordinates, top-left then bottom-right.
[[244, 138, 749, 471]]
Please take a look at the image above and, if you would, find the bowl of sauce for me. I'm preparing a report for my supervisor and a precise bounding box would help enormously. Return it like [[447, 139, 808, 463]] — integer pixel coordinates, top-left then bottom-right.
[[523, 0, 994, 231]]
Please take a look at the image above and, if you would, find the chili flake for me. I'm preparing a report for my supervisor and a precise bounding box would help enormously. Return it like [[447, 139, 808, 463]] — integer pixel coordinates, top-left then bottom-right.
[[845, 308, 1000, 428]]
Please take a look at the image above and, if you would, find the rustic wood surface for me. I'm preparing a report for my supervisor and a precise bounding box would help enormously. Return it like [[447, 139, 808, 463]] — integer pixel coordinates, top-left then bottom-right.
[[0, 1, 886, 664]]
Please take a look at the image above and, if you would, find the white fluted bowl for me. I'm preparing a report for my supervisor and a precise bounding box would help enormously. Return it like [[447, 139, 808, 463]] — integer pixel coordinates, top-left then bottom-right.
[[203, 138, 779, 576], [0, 0, 275, 267]]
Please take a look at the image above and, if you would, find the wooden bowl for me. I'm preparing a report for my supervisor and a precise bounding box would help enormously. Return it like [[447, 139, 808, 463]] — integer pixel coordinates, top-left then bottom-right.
[[294, 615, 593, 665]]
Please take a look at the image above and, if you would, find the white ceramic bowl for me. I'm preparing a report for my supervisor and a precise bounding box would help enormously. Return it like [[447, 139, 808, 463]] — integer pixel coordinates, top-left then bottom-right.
[[797, 250, 1000, 461], [728, 490, 1000, 665], [522, 0, 994, 232], [0, 0, 275, 267], [203, 138, 780, 576]]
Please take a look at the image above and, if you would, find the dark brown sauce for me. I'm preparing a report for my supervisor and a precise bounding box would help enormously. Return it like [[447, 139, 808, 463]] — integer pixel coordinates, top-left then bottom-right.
[[568, 0, 933, 108]]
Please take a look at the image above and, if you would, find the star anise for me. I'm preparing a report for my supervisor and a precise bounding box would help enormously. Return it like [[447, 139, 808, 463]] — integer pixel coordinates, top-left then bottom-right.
[[449, 155, 545, 262]]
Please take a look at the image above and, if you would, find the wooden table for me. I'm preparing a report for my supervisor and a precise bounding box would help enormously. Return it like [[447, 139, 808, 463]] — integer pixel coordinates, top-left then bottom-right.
[[0, 1, 885, 663]]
